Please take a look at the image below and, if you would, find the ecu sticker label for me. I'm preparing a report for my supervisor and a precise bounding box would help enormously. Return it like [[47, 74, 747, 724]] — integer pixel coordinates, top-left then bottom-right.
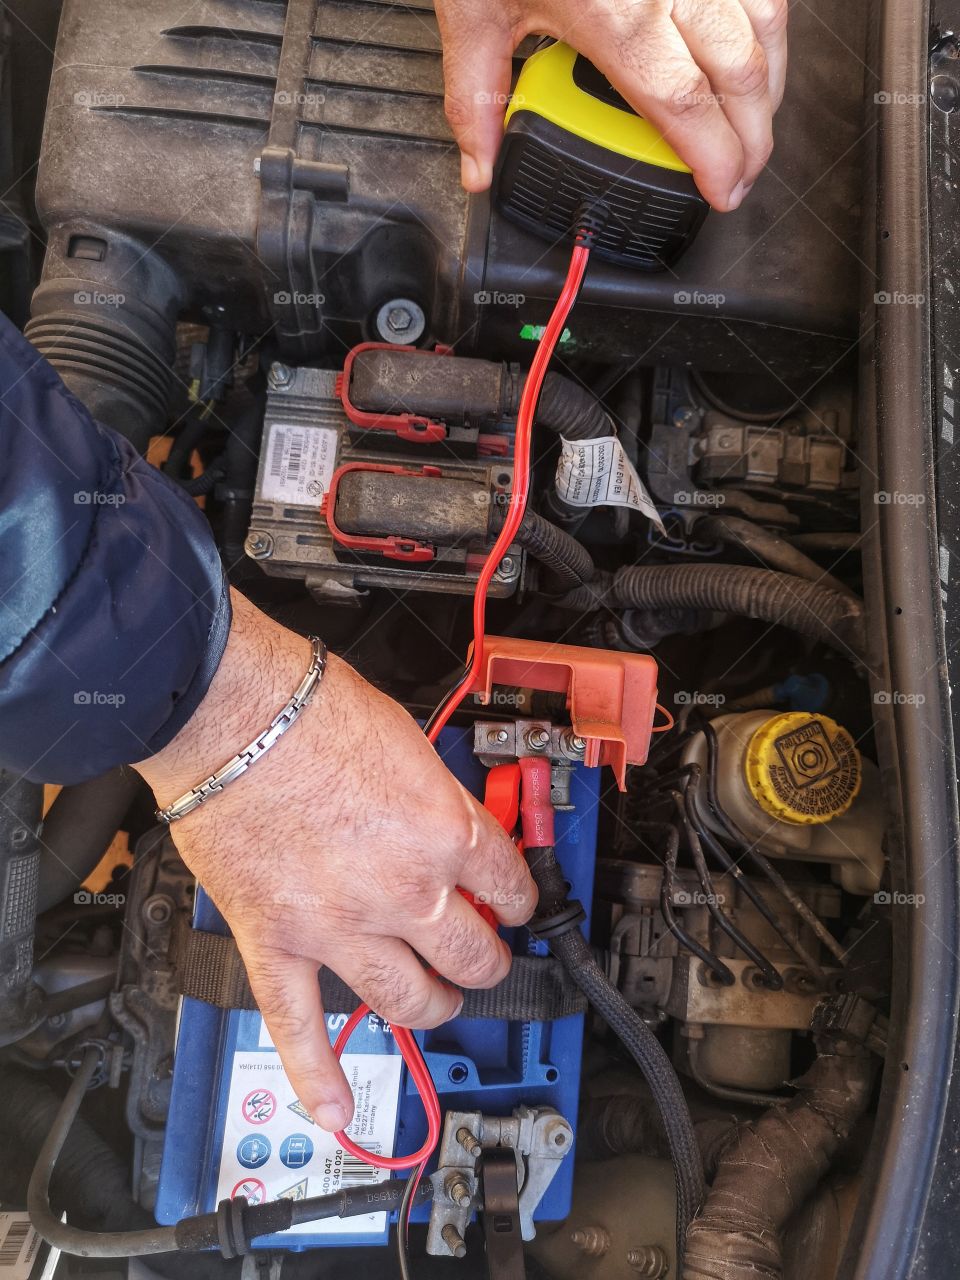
[[555, 435, 665, 532]]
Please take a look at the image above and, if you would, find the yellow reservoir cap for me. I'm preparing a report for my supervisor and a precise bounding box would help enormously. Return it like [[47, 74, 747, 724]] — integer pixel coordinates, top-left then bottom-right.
[[504, 41, 692, 174], [743, 712, 862, 825]]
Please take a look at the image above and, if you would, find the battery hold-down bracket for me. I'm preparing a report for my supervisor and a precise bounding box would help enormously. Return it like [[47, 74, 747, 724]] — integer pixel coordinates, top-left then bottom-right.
[[426, 1107, 574, 1259]]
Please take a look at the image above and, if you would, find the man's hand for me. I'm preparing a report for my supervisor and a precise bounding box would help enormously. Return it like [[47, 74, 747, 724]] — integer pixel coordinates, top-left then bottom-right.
[[136, 589, 535, 1131], [435, 0, 788, 211]]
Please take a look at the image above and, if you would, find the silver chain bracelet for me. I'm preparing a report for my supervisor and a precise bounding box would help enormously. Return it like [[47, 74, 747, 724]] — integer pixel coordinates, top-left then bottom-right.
[[156, 635, 327, 824]]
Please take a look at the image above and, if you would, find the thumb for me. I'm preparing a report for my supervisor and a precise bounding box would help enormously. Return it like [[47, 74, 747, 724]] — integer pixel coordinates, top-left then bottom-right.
[[435, 4, 515, 191], [240, 947, 355, 1132]]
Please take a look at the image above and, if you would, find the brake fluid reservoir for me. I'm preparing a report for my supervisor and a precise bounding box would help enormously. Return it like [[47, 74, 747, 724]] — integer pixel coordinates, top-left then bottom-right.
[[683, 711, 885, 896]]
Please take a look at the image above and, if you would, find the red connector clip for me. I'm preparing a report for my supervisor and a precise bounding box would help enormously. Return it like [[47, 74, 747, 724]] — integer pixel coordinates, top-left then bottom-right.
[[321, 462, 439, 562], [335, 343, 451, 444]]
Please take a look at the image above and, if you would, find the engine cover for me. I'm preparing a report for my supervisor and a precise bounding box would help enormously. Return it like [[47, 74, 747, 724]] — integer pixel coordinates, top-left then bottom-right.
[[30, 0, 869, 447]]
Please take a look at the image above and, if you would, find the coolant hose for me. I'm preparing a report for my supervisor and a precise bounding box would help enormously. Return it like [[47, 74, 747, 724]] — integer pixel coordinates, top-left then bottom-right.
[[513, 510, 595, 589], [683, 1046, 875, 1280], [37, 766, 141, 913], [560, 563, 865, 657], [693, 513, 858, 601]]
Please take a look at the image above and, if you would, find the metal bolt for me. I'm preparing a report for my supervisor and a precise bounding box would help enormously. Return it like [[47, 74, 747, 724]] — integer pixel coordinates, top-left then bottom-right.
[[446, 1176, 472, 1208], [494, 554, 519, 581], [441, 1224, 467, 1259], [456, 1126, 481, 1158], [142, 894, 174, 926], [486, 728, 510, 746], [375, 298, 426, 345], [268, 362, 293, 389], [571, 1226, 611, 1258], [386, 306, 413, 333], [553, 1131, 567, 1146], [525, 727, 550, 752], [626, 1245, 669, 1277], [245, 530, 274, 560]]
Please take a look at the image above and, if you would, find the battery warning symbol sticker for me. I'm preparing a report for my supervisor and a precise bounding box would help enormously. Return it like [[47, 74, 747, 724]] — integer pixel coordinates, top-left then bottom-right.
[[231, 1177, 267, 1204], [287, 1098, 315, 1125], [278, 1179, 309, 1201], [242, 1089, 277, 1125]]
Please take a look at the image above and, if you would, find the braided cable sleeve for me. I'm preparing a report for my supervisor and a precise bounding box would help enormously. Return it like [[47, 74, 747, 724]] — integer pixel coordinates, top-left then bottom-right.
[[525, 844, 704, 1265]]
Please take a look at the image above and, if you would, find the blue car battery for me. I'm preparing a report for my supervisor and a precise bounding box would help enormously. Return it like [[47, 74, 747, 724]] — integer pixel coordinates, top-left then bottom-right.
[[155, 726, 599, 1249]]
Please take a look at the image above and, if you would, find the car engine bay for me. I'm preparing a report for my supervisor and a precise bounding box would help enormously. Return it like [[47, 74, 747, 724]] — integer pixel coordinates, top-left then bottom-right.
[[1, 0, 955, 1277]]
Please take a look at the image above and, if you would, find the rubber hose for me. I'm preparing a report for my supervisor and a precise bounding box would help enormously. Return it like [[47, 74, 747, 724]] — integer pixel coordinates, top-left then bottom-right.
[[682, 1047, 875, 1280], [560, 564, 865, 657], [514, 510, 595, 589], [526, 845, 704, 1264], [37, 766, 141, 914], [694, 514, 858, 601]]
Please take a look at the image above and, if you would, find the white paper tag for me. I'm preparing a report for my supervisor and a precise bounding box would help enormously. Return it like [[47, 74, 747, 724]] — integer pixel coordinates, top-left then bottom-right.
[[215, 1048, 402, 1237], [261, 423, 338, 506], [556, 435, 664, 532], [0, 1212, 42, 1279]]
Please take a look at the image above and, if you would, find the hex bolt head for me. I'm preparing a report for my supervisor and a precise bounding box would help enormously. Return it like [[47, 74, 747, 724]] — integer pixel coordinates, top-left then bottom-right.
[[446, 1176, 472, 1208], [486, 728, 510, 746], [375, 298, 426, 345], [494, 554, 518, 581], [268, 362, 293, 389], [142, 894, 174, 926], [525, 727, 551, 752], [456, 1126, 482, 1158], [245, 530, 274, 560], [441, 1224, 467, 1259]]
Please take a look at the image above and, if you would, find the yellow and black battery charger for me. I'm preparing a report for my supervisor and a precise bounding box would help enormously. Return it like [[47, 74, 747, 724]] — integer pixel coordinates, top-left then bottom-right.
[[495, 42, 708, 271]]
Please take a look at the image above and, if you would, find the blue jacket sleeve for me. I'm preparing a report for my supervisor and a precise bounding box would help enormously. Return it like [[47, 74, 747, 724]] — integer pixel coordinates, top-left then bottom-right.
[[0, 312, 231, 783]]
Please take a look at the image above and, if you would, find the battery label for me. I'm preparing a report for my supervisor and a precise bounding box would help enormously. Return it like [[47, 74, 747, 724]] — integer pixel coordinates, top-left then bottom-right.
[[556, 435, 664, 532], [215, 1019, 403, 1237], [261, 423, 338, 506]]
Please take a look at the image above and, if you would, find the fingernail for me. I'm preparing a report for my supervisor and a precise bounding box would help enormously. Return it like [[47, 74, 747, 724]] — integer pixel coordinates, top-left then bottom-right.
[[314, 1100, 348, 1132], [742, 181, 755, 198], [448, 993, 464, 1021], [726, 180, 745, 210]]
